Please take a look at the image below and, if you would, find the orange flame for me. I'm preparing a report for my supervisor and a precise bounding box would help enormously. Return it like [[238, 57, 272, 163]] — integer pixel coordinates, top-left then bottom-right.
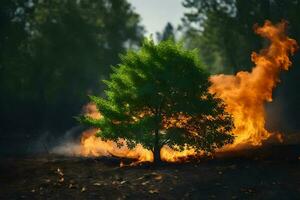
[[77, 105, 198, 162], [80, 129, 153, 162], [77, 21, 297, 162], [79, 128, 196, 162], [210, 20, 298, 148]]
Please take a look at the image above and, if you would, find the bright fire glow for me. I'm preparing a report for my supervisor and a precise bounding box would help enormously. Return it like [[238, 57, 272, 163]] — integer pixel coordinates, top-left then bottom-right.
[[210, 20, 298, 148], [79, 129, 197, 162], [73, 21, 298, 162]]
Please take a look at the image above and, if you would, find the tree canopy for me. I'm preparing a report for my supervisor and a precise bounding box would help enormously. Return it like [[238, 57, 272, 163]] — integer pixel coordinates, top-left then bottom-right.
[[81, 40, 234, 163]]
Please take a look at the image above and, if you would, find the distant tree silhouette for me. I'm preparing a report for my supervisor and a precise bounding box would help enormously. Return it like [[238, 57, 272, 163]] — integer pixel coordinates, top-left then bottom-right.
[[156, 22, 175, 42]]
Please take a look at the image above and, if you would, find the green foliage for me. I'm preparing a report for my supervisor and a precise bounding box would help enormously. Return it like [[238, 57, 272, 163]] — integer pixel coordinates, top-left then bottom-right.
[[0, 0, 144, 132], [81, 39, 234, 160]]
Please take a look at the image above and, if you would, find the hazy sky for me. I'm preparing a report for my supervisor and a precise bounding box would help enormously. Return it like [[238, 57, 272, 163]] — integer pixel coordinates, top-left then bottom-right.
[[128, 0, 186, 37]]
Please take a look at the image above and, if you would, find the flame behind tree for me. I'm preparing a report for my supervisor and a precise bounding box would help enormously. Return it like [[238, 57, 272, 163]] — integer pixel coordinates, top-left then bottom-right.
[[210, 20, 298, 147], [72, 20, 299, 163], [79, 40, 234, 164]]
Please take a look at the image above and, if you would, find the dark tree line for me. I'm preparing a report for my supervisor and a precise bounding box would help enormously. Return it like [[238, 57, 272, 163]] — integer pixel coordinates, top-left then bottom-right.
[[0, 0, 144, 136]]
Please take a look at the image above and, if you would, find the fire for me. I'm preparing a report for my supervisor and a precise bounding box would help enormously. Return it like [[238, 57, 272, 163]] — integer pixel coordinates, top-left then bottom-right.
[[210, 20, 298, 148], [80, 129, 153, 162], [77, 21, 297, 162], [79, 128, 196, 162]]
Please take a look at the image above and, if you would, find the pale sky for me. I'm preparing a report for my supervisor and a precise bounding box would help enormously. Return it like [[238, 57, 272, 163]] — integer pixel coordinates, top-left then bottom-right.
[[128, 0, 186, 37]]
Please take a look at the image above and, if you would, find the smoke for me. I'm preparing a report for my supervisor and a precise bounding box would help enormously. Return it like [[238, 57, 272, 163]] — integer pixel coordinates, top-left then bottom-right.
[[48, 103, 101, 156], [50, 126, 85, 156]]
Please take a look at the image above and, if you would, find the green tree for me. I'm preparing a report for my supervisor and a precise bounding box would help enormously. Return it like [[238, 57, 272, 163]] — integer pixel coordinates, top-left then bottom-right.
[[81, 40, 234, 164]]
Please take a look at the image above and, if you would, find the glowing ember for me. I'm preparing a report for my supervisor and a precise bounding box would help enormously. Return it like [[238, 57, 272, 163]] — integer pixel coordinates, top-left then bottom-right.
[[76, 20, 297, 162], [210, 20, 298, 148]]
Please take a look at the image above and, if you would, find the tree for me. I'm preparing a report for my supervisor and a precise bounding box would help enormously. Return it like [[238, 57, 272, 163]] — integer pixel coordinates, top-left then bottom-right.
[[0, 0, 144, 133], [80, 40, 234, 164], [182, 0, 253, 73], [156, 22, 176, 42]]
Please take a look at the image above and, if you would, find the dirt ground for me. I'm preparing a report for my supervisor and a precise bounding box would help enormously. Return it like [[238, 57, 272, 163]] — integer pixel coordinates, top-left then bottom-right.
[[1, 145, 300, 200]]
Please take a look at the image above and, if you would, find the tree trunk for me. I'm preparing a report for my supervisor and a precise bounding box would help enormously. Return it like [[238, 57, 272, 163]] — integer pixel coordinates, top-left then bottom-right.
[[153, 129, 162, 165], [153, 144, 162, 165]]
